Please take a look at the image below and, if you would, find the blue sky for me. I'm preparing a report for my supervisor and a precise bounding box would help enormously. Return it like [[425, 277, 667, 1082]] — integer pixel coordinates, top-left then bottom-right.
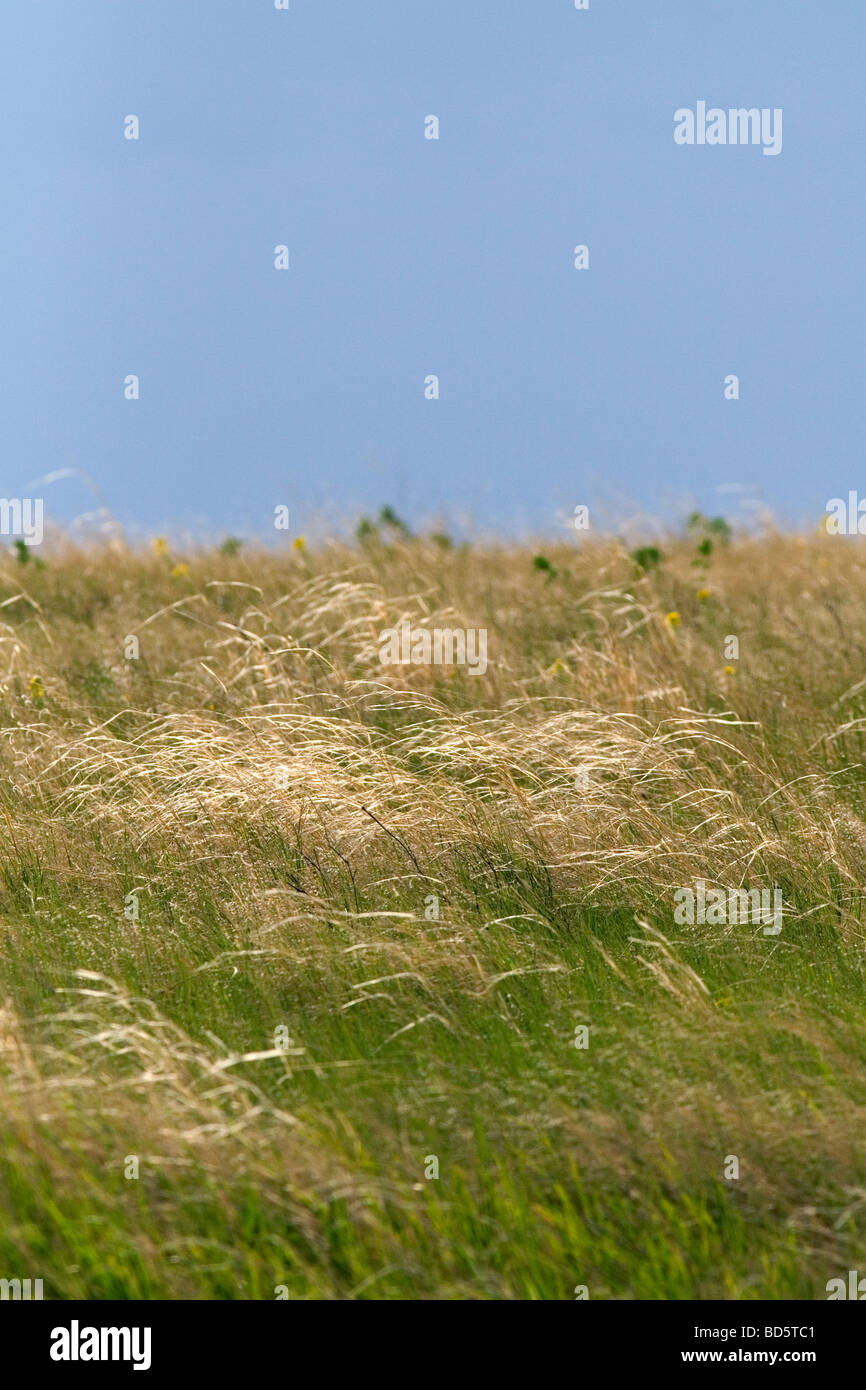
[[2, 0, 863, 541]]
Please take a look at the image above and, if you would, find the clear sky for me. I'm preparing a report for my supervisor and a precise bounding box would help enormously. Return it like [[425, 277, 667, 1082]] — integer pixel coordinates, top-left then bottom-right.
[[2, 0, 863, 542]]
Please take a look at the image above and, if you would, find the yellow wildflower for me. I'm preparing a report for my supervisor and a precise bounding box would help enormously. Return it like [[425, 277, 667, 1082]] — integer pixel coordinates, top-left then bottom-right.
[[29, 675, 45, 701], [696, 588, 710, 601], [724, 665, 736, 676], [171, 563, 190, 578], [664, 611, 681, 628], [292, 536, 306, 551], [152, 537, 169, 555]]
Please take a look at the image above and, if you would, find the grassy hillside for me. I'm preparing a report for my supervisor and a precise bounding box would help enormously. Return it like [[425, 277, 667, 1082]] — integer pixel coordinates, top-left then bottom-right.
[[1, 524, 865, 1300]]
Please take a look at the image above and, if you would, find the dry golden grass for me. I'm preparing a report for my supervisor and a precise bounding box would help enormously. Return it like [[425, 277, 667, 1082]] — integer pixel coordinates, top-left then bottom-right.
[[0, 526, 865, 1298]]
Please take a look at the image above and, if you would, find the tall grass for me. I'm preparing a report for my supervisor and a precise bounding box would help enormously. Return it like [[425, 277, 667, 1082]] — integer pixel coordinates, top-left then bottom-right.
[[0, 527, 865, 1299]]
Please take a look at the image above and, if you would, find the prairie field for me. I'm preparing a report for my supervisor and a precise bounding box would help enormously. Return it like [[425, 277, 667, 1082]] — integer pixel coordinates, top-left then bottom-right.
[[2, 524, 866, 1300]]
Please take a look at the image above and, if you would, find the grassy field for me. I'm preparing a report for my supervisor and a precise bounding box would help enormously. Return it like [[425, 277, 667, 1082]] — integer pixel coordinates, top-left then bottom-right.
[[1, 521, 866, 1300]]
